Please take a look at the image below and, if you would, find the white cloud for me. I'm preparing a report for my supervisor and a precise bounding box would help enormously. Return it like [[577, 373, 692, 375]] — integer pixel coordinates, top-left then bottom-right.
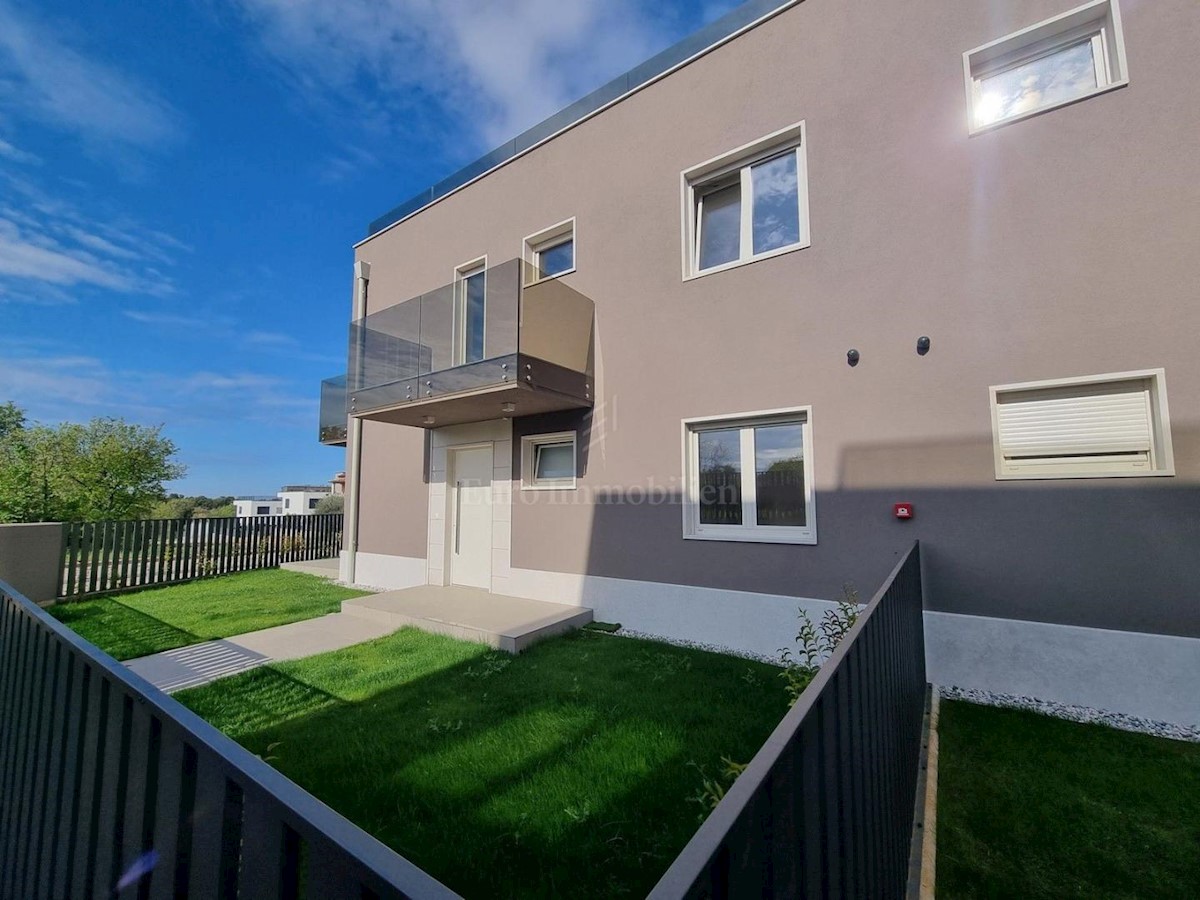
[[0, 135, 39, 164], [230, 0, 677, 148], [0, 1, 183, 151], [0, 341, 316, 430], [0, 170, 182, 301]]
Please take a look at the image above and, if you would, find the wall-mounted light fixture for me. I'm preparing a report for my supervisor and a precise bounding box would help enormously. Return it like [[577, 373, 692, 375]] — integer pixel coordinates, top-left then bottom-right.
[[422, 415, 436, 426], [847, 349, 860, 367], [917, 336, 931, 356], [500, 402, 516, 414]]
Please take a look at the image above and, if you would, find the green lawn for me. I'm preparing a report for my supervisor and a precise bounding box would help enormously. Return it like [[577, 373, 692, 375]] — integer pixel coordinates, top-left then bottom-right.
[[176, 628, 788, 899], [49, 569, 368, 660], [937, 699, 1200, 898]]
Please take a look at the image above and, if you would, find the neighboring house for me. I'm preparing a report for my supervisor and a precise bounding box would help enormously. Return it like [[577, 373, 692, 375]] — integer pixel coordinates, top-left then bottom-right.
[[234, 497, 283, 518], [235, 483, 334, 517], [330, 472, 346, 496], [277, 485, 332, 515], [324, 0, 1200, 727]]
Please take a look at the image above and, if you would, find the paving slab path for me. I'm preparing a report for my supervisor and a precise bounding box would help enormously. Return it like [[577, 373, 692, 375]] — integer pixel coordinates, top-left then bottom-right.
[[124, 612, 394, 694]]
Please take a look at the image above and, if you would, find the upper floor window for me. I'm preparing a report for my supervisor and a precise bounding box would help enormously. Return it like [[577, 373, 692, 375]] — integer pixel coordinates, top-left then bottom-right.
[[964, 0, 1128, 133], [990, 369, 1174, 479], [682, 122, 810, 279], [308, 498, 320, 509], [454, 257, 487, 364], [256, 505, 270, 515], [524, 219, 576, 282], [682, 407, 815, 544]]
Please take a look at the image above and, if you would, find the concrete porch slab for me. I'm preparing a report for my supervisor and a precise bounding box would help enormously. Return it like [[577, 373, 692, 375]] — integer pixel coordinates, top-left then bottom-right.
[[280, 557, 340, 578], [341, 585, 592, 653]]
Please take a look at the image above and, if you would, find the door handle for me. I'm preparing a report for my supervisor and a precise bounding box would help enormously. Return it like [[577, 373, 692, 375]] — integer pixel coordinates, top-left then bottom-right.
[[455, 480, 463, 554]]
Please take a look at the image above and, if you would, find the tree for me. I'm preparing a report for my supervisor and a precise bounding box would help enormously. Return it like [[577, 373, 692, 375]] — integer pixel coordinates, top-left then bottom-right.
[[0, 404, 186, 523], [313, 494, 344, 514], [203, 503, 236, 518], [0, 401, 24, 440], [150, 497, 197, 520]]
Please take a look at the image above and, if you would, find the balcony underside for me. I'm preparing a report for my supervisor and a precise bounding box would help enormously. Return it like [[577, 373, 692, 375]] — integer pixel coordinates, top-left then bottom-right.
[[352, 354, 591, 429]]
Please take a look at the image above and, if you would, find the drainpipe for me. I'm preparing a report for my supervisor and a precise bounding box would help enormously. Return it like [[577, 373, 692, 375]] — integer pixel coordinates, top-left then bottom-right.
[[340, 260, 370, 585]]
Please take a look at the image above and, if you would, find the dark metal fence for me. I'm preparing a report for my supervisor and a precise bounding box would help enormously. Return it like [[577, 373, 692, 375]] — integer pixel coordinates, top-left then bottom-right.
[[650, 542, 926, 899], [0, 576, 460, 900], [59, 514, 344, 600]]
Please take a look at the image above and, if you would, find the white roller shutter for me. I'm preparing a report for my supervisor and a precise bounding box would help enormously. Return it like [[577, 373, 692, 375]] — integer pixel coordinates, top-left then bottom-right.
[[994, 378, 1155, 476]]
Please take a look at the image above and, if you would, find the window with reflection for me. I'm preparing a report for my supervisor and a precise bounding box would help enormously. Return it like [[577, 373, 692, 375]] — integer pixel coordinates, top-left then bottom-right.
[[455, 263, 486, 365], [693, 142, 807, 274], [966, 0, 1127, 132], [685, 409, 815, 543]]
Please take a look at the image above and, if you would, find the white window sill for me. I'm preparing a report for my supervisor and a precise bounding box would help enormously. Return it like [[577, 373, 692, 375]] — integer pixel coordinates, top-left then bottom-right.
[[684, 530, 817, 546], [995, 466, 1173, 481], [968, 79, 1127, 136], [683, 240, 810, 282], [520, 481, 577, 491]]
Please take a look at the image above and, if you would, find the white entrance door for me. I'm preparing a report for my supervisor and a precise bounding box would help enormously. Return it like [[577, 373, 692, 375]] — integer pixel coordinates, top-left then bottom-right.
[[449, 446, 493, 589]]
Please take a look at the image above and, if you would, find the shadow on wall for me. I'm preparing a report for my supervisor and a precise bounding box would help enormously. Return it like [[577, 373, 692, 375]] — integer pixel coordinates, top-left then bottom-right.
[[508, 428, 1200, 640]]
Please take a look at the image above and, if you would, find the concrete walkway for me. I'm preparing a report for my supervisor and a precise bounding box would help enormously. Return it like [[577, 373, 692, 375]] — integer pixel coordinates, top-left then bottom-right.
[[125, 612, 393, 694], [279, 556, 340, 578]]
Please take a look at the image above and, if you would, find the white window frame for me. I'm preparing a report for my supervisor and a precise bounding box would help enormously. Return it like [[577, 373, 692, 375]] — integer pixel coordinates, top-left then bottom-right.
[[453, 255, 487, 366], [964, 0, 1129, 135], [520, 430, 578, 490], [989, 368, 1174, 480], [681, 406, 816, 544], [680, 121, 811, 281], [522, 218, 576, 284]]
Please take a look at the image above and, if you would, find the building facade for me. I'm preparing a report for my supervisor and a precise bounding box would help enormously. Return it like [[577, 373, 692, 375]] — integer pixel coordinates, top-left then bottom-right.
[[329, 0, 1200, 727]]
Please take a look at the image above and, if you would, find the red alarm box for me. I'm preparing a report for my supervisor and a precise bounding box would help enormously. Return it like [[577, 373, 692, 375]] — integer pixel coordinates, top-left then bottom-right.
[[894, 503, 913, 520]]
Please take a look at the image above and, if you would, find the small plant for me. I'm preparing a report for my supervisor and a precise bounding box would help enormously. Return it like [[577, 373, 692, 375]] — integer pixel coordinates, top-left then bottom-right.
[[740, 668, 762, 688], [688, 756, 750, 820], [777, 584, 860, 705], [463, 653, 511, 679], [425, 717, 463, 734], [563, 801, 593, 823], [280, 535, 306, 555]]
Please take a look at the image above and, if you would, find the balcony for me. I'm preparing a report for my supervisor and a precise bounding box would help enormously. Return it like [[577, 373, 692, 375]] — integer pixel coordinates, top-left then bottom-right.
[[319, 374, 348, 446], [347, 259, 594, 429]]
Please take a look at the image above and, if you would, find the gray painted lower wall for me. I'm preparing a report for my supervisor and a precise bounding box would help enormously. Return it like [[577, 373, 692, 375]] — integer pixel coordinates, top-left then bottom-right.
[[0, 523, 62, 604]]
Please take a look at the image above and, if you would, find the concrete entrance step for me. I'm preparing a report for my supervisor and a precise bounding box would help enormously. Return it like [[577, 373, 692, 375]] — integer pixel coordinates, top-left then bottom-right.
[[342, 585, 592, 653]]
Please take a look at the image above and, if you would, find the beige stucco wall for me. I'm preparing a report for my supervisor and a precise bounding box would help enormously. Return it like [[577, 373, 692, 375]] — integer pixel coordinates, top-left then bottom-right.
[[0, 523, 63, 604], [351, 0, 1200, 636]]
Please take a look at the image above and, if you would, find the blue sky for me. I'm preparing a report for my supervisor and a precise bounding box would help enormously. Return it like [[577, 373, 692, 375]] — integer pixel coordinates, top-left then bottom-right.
[[0, 0, 734, 497]]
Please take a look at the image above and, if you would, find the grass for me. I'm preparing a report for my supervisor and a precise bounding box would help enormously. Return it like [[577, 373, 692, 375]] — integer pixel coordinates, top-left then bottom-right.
[[49, 569, 369, 660], [937, 699, 1200, 898], [176, 628, 788, 898]]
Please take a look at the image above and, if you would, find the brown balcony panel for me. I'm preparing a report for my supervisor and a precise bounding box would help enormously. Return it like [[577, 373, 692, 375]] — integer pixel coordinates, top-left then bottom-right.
[[355, 355, 591, 429]]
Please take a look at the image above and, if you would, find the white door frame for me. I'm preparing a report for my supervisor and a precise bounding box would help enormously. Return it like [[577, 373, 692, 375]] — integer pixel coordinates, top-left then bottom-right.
[[441, 440, 494, 589]]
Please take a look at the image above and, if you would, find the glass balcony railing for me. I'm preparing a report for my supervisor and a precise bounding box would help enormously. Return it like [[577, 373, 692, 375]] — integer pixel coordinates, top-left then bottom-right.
[[319, 374, 348, 445], [346, 259, 594, 428]]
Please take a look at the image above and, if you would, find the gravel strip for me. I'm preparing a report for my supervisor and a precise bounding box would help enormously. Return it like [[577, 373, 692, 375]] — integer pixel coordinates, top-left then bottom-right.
[[939, 685, 1200, 743], [611, 627, 782, 666]]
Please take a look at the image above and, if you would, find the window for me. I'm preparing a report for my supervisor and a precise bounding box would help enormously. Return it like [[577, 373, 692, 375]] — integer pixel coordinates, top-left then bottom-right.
[[964, 0, 1128, 133], [521, 431, 577, 490], [454, 257, 487, 365], [523, 219, 576, 282], [256, 506, 270, 515], [308, 498, 319, 510], [682, 122, 810, 279], [990, 369, 1174, 479], [682, 408, 815, 543], [284, 498, 290, 509]]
